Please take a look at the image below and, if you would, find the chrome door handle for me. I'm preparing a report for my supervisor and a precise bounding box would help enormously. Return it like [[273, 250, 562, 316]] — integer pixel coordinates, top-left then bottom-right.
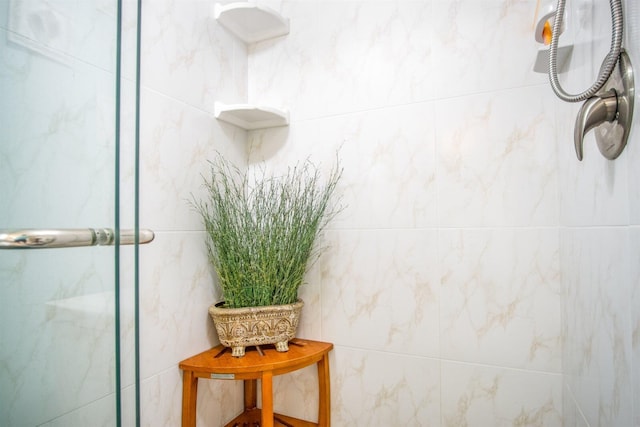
[[0, 228, 155, 249]]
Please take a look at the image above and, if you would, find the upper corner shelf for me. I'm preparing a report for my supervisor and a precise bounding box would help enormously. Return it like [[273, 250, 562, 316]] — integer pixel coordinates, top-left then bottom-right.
[[214, 2, 290, 44], [214, 103, 289, 130]]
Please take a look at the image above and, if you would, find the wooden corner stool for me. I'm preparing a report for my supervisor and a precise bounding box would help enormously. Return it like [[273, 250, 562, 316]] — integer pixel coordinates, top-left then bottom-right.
[[179, 338, 333, 427]]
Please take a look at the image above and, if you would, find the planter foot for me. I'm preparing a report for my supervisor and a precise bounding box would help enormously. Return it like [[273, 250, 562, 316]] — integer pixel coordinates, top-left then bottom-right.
[[232, 346, 245, 357], [275, 341, 289, 352]]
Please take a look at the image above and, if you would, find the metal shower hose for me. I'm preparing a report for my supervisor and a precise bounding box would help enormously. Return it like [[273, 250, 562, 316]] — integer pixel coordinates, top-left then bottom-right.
[[549, 0, 624, 102]]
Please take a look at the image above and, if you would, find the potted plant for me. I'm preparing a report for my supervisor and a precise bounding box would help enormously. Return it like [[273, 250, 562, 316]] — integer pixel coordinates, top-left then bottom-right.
[[193, 153, 342, 357]]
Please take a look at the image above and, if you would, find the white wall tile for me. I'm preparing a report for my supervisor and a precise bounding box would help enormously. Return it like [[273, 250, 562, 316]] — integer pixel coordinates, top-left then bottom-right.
[[441, 361, 562, 427], [631, 227, 640, 426], [272, 364, 322, 423], [248, 0, 434, 120], [140, 0, 247, 113], [331, 347, 440, 426], [139, 367, 242, 427], [431, 0, 547, 99], [249, 102, 438, 229], [139, 231, 219, 378], [320, 229, 440, 357], [435, 86, 559, 228], [439, 228, 561, 372], [139, 88, 246, 231], [560, 227, 633, 426]]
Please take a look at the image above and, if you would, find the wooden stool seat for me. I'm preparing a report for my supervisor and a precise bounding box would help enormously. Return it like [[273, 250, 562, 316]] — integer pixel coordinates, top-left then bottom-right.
[[179, 338, 333, 427]]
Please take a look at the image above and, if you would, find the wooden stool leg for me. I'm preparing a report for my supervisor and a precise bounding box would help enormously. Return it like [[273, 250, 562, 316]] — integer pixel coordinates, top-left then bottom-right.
[[261, 371, 274, 427], [181, 370, 198, 427], [317, 353, 331, 426], [244, 379, 257, 409]]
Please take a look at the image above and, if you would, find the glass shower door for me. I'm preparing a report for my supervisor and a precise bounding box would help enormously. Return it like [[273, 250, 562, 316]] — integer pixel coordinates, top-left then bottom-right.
[[0, 0, 136, 425]]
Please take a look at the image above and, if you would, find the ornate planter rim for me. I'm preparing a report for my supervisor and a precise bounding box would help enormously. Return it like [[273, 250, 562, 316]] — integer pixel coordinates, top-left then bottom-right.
[[209, 299, 304, 357]]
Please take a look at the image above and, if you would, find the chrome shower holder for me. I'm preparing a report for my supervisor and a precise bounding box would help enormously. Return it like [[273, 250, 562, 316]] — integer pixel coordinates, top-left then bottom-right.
[[574, 49, 634, 161]]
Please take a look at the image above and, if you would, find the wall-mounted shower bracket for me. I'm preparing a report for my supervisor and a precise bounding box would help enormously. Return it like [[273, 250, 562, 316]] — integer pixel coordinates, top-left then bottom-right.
[[574, 50, 634, 161]]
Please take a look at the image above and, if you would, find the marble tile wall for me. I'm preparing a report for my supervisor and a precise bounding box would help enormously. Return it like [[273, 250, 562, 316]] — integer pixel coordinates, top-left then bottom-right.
[[623, 4, 640, 423], [136, 0, 247, 424], [627, 3, 640, 422], [247, 1, 562, 426], [135, 0, 639, 426], [558, 0, 640, 426]]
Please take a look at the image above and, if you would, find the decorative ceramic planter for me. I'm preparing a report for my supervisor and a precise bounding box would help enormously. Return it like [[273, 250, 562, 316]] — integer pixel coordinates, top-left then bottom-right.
[[209, 299, 304, 357]]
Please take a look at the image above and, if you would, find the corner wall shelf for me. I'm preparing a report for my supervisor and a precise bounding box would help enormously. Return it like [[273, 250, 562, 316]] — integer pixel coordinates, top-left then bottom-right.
[[214, 2, 289, 44], [214, 103, 289, 130]]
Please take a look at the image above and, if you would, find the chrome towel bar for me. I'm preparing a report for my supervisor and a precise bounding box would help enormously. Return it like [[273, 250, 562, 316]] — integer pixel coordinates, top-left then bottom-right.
[[0, 228, 155, 249]]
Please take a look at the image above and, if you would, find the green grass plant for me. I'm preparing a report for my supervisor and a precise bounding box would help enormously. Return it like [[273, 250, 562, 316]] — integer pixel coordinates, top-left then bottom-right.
[[193, 154, 342, 308]]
